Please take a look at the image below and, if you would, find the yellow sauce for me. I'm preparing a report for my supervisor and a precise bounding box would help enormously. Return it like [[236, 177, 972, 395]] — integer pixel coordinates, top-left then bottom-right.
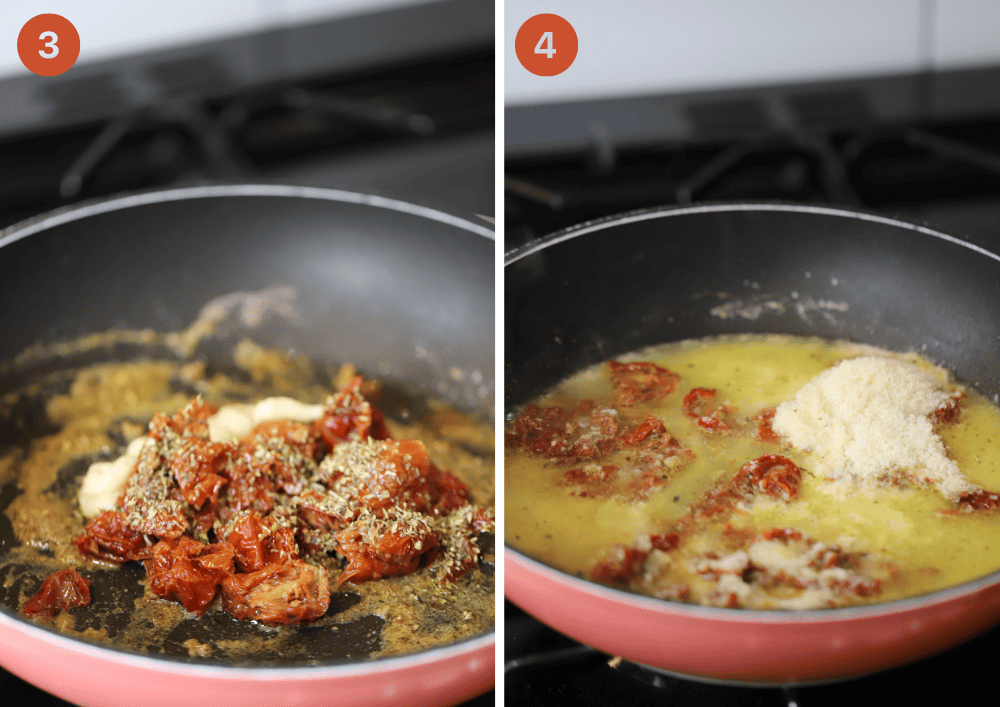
[[505, 335, 1000, 607]]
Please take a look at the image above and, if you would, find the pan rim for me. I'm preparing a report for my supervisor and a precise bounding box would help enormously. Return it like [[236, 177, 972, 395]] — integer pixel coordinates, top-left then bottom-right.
[[503, 201, 1000, 264], [0, 183, 495, 250], [506, 543, 1000, 623]]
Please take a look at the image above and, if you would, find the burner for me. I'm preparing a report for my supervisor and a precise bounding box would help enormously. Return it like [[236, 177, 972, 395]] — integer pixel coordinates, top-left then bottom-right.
[[505, 111, 1000, 250], [0, 49, 493, 230]]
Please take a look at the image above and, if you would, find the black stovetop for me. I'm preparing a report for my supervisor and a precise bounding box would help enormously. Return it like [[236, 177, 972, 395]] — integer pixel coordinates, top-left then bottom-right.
[[505, 600, 998, 707], [505, 103, 1000, 253], [0, 47, 494, 230]]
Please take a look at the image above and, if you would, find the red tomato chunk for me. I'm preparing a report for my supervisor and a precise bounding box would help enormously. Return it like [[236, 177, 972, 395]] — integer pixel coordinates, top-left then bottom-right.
[[58, 375, 491, 626], [23, 569, 91, 619]]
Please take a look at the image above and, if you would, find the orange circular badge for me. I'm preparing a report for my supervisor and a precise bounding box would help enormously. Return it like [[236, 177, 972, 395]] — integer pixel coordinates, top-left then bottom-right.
[[515, 14, 578, 77], [18, 14, 80, 77]]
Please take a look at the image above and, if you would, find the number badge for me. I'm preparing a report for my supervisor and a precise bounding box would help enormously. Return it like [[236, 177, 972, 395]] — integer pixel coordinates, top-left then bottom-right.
[[18, 14, 80, 77], [515, 14, 578, 77]]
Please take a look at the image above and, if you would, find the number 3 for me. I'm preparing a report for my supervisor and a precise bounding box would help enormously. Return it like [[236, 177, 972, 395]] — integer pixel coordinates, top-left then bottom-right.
[[39, 30, 59, 59], [535, 31, 555, 59]]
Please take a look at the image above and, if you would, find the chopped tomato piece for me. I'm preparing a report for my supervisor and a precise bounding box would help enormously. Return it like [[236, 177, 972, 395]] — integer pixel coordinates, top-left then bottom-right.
[[221, 560, 330, 624], [148, 396, 218, 441], [683, 388, 731, 432], [314, 375, 390, 447], [428, 465, 472, 516], [933, 392, 965, 425], [335, 512, 439, 585], [323, 439, 434, 513], [609, 361, 679, 407], [145, 537, 235, 615], [74, 510, 152, 563], [227, 512, 299, 572], [169, 437, 231, 509], [732, 454, 802, 501], [23, 569, 91, 619], [590, 545, 648, 583], [754, 408, 781, 443]]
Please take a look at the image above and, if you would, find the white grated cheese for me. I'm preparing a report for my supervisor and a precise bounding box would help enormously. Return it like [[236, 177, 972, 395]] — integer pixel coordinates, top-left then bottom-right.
[[772, 356, 973, 500]]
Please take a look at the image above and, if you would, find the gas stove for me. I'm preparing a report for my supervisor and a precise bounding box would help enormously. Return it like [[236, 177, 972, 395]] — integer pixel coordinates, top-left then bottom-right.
[[505, 67, 1000, 252], [505, 600, 999, 707], [0, 16, 494, 229], [0, 4, 494, 704], [503, 65, 1000, 705]]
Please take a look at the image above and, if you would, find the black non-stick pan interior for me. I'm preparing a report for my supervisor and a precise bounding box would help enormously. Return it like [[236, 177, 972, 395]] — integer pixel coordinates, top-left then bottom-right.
[[505, 203, 1000, 409]]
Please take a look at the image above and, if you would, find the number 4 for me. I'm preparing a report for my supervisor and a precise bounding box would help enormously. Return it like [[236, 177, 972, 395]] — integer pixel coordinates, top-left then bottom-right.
[[535, 31, 555, 59]]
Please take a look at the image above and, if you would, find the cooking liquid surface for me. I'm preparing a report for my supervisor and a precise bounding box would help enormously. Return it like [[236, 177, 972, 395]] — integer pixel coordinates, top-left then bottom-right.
[[0, 344, 494, 664], [505, 335, 1000, 608]]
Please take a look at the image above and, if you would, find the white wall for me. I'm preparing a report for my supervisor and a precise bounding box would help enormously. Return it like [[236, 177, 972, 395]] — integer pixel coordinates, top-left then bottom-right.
[[933, 0, 1000, 69], [0, 0, 431, 79], [505, 0, 1000, 106]]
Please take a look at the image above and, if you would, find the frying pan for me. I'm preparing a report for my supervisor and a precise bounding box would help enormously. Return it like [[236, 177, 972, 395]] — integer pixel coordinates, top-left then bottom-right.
[[0, 184, 495, 707], [504, 202, 1000, 686]]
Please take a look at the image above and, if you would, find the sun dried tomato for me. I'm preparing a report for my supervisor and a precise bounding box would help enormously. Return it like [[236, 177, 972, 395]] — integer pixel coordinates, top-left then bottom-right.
[[761, 527, 803, 542], [234, 442, 312, 504], [428, 464, 472, 516], [191, 502, 219, 542], [609, 361, 680, 407], [618, 416, 665, 446], [296, 488, 357, 536], [325, 439, 434, 514], [933, 392, 965, 425], [957, 489, 1000, 511], [340, 554, 421, 585], [754, 408, 781, 443], [732, 454, 802, 501], [145, 537, 235, 615], [23, 569, 92, 620], [221, 454, 277, 520], [649, 533, 680, 552], [372, 439, 434, 511], [136, 505, 190, 540], [221, 560, 330, 624], [169, 437, 231, 510], [590, 545, 648, 584], [335, 513, 439, 585], [425, 506, 493, 585], [314, 375, 390, 447], [563, 465, 617, 484], [683, 388, 731, 432], [227, 512, 299, 572], [507, 399, 620, 462], [148, 396, 218, 441], [630, 471, 667, 495], [244, 420, 324, 462], [74, 510, 153, 563]]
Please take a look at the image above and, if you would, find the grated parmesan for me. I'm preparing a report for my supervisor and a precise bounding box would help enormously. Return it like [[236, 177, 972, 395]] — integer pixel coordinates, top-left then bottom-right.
[[772, 355, 974, 500]]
